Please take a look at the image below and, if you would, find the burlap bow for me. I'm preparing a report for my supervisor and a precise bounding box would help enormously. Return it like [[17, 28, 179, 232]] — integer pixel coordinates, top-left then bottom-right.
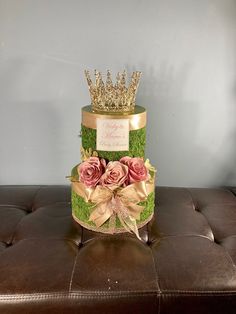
[[72, 180, 154, 240]]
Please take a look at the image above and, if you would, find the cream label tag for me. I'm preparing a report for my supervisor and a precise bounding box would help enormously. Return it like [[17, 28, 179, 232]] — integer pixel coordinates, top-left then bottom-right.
[[96, 119, 129, 151]]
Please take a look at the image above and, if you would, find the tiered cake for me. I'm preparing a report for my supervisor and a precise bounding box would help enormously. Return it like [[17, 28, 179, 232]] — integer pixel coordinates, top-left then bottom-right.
[[70, 70, 156, 239]]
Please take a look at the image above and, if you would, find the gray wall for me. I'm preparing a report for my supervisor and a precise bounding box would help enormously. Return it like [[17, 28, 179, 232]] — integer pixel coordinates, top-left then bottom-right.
[[0, 0, 235, 187]]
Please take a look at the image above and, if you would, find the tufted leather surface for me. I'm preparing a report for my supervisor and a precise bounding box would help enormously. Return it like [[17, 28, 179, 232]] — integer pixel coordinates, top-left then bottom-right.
[[0, 185, 236, 313]]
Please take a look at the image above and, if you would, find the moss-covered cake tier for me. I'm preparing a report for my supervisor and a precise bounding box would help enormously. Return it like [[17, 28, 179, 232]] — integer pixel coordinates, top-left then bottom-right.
[[81, 105, 147, 161], [71, 165, 155, 233]]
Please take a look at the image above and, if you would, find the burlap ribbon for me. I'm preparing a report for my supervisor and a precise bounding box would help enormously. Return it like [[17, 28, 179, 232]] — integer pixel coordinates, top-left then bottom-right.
[[72, 180, 154, 240]]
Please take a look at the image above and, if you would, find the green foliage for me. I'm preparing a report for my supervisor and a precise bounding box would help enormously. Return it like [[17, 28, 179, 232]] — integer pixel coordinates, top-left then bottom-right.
[[71, 165, 79, 177], [81, 125, 146, 161], [71, 190, 155, 229], [71, 190, 95, 226], [138, 191, 155, 222]]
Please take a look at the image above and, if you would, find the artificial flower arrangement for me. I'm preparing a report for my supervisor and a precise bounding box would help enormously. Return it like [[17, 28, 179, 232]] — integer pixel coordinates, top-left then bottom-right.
[[69, 151, 156, 240], [69, 70, 156, 240]]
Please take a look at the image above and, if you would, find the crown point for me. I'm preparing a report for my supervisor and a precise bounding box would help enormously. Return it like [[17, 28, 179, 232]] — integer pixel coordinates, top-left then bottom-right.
[[106, 70, 113, 87], [84, 70, 93, 88]]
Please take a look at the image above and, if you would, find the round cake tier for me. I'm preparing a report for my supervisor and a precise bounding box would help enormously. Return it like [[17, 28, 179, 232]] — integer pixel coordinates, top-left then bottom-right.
[[81, 105, 146, 161], [71, 165, 155, 235]]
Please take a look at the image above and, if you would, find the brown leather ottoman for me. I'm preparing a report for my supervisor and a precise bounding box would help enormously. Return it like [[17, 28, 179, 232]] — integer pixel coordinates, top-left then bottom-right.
[[0, 185, 236, 314]]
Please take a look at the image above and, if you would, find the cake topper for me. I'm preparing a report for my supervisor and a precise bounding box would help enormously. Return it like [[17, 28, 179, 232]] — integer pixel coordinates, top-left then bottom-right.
[[84, 70, 142, 113]]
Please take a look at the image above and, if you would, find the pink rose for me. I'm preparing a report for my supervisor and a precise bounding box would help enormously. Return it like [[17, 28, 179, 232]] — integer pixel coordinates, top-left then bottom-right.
[[100, 161, 128, 190], [78, 157, 106, 187], [120, 157, 148, 183], [119, 156, 132, 166]]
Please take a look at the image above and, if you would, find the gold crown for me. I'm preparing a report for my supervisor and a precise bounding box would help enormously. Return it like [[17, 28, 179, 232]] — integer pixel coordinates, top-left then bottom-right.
[[84, 70, 141, 113]]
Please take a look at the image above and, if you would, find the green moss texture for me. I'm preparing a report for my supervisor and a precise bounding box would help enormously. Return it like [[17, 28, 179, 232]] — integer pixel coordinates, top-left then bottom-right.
[[81, 124, 146, 161], [71, 189, 155, 230]]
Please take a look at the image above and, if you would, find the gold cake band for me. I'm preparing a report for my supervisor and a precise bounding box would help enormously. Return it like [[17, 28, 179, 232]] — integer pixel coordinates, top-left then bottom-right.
[[72, 212, 154, 235], [82, 105, 146, 130]]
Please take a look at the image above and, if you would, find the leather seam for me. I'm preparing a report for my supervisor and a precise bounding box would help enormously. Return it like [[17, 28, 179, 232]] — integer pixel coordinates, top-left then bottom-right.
[[9, 185, 43, 244], [185, 188, 198, 211], [0, 291, 236, 301], [0, 292, 159, 301], [186, 190, 236, 270], [149, 246, 161, 314], [68, 252, 79, 293], [156, 234, 214, 241], [160, 290, 236, 295], [31, 186, 43, 211]]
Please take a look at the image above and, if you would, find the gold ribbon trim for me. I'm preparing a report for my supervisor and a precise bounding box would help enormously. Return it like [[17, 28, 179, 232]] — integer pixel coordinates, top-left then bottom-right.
[[72, 180, 154, 240], [72, 212, 154, 235], [82, 105, 146, 130]]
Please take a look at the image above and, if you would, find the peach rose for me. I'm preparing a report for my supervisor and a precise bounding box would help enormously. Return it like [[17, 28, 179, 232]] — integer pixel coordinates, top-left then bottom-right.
[[120, 156, 148, 183], [100, 161, 128, 190], [78, 157, 106, 187]]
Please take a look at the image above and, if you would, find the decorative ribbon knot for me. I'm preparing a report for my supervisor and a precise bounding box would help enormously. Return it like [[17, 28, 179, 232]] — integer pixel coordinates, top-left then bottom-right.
[[72, 180, 154, 240]]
